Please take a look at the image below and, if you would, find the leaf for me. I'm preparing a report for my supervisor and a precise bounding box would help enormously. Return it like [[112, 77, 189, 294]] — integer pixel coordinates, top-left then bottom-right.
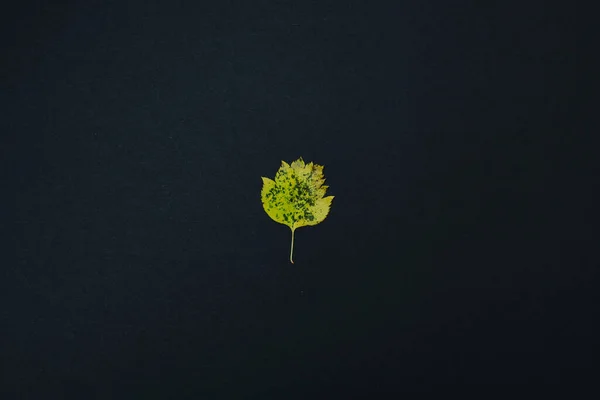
[[261, 157, 334, 263]]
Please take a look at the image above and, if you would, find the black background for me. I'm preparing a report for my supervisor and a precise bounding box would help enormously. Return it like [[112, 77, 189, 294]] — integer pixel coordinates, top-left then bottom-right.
[[2, 0, 591, 397]]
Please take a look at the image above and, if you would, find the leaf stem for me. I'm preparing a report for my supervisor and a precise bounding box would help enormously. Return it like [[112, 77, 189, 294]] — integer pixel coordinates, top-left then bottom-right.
[[290, 228, 295, 264]]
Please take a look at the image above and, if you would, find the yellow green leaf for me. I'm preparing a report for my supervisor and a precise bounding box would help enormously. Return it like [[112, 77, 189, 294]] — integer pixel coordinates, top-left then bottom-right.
[[261, 157, 334, 263]]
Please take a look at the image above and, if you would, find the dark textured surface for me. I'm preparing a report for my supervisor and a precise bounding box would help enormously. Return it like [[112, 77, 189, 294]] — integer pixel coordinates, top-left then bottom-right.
[[3, 0, 589, 397]]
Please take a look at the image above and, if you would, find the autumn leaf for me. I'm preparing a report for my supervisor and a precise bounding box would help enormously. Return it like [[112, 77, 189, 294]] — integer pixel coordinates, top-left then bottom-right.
[[261, 157, 334, 263]]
